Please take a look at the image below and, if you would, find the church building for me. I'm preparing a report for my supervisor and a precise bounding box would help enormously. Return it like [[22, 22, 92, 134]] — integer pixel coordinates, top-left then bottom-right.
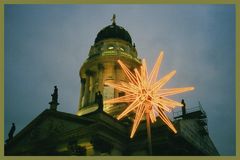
[[5, 15, 219, 156]]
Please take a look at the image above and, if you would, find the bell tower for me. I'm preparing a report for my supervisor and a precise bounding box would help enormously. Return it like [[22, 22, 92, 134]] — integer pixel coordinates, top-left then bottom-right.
[[77, 15, 141, 117]]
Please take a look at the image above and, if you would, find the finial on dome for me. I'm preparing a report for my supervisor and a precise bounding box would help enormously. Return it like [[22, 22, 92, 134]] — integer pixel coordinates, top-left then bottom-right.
[[111, 14, 116, 25]]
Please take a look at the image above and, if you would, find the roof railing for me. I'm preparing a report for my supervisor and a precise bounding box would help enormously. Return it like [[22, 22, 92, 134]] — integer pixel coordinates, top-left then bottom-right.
[[173, 101, 207, 119]]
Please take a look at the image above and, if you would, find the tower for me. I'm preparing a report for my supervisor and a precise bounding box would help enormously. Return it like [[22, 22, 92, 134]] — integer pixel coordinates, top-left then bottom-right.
[[77, 15, 141, 117], [5, 15, 219, 156]]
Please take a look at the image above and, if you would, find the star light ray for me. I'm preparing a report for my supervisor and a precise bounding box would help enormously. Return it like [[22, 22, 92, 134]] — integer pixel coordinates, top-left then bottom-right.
[[104, 52, 194, 138]]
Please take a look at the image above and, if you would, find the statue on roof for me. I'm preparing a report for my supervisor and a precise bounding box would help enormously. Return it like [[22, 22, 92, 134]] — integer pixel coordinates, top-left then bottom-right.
[[8, 123, 16, 140], [49, 85, 59, 110], [52, 86, 58, 103], [95, 91, 103, 112], [5, 123, 16, 144], [181, 99, 186, 116]]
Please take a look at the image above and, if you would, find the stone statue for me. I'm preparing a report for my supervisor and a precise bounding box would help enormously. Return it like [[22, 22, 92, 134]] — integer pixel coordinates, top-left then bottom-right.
[[133, 43, 136, 48], [181, 99, 185, 106], [95, 91, 103, 112], [49, 85, 59, 110], [51, 85, 58, 103], [8, 123, 16, 140], [181, 99, 186, 116]]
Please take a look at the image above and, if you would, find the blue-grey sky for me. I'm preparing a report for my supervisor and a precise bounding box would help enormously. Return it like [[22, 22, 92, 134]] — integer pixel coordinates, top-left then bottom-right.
[[4, 4, 235, 155]]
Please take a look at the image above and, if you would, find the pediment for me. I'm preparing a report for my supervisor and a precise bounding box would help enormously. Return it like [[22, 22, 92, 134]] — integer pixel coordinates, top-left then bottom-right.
[[8, 110, 94, 148]]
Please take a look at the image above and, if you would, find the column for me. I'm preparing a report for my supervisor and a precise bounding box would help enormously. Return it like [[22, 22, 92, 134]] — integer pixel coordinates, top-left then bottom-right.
[[97, 63, 104, 93], [84, 73, 90, 106], [89, 75, 93, 104], [79, 78, 86, 109]]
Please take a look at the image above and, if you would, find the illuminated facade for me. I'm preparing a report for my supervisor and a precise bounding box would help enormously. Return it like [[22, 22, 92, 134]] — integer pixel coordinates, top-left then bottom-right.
[[5, 16, 219, 156], [77, 18, 141, 117]]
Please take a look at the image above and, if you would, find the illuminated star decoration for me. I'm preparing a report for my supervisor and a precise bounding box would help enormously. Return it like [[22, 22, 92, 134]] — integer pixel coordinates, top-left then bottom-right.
[[104, 52, 194, 138]]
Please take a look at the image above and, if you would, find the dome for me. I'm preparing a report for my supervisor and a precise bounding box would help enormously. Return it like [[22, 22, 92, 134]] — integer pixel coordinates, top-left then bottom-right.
[[94, 23, 132, 44]]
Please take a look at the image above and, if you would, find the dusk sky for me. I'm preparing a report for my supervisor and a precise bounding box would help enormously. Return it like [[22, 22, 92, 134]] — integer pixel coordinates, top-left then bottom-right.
[[4, 5, 235, 155]]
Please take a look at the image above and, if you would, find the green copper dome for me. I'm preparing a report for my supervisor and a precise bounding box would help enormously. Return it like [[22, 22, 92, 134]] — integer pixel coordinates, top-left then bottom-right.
[[94, 23, 132, 44]]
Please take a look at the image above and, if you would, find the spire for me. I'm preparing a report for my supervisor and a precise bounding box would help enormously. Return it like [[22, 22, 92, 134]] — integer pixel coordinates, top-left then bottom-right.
[[111, 14, 116, 25]]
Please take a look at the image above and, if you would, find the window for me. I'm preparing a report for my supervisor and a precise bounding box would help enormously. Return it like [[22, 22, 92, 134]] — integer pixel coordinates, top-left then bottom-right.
[[119, 47, 125, 52], [108, 46, 114, 50]]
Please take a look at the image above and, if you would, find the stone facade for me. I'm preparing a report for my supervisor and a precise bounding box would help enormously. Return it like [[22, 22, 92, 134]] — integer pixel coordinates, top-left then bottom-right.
[[77, 23, 141, 117], [5, 108, 219, 156]]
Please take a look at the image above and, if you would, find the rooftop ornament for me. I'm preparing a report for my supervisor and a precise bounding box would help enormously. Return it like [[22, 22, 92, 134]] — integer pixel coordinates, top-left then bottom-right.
[[111, 14, 116, 25]]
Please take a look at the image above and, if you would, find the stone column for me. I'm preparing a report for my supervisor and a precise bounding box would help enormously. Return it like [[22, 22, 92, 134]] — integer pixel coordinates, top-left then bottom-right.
[[79, 78, 86, 109], [89, 75, 94, 104], [98, 63, 104, 93], [84, 72, 91, 106], [114, 64, 121, 98]]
